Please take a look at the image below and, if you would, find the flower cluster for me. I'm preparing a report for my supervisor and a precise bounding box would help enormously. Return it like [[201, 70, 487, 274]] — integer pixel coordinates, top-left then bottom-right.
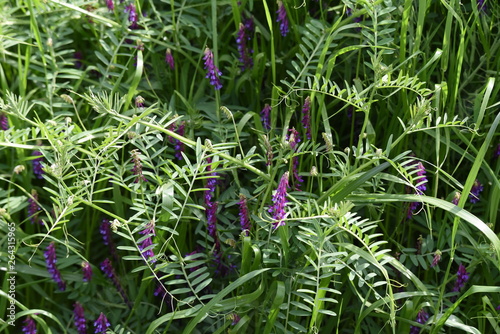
[[406, 159, 427, 219], [261, 104, 271, 130], [452, 263, 470, 292], [269, 172, 289, 229], [94, 313, 111, 334], [44, 242, 66, 291], [100, 258, 131, 307], [276, 1, 289, 37], [165, 48, 175, 70], [288, 128, 303, 189], [32, 150, 44, 179], [469, 179, 483, 203], [431, 250, 442, 267], [138, 220, 156, 262], [28, 189, 41, 224], [410, 309, 429, 334], [239, 194, 251, 235], [203, 47, 223, 90], [135, 95, 145, 108], [82, 261, 92, 282], [131, 149, 147, 183], [124, 4, 139, 29], [301, 97, 312, 140], [452, 191, 461, 205], [22, 316, 37, 334], [414, 162, 427, 192], [73, 302, 87, 334], [106, 0, 114, 12], [236, 20, 254, 70], [0, 112, 8, 130], [477, 0, 487, 12], [100, 218, 119, 263], [168, 121, 185, 160]]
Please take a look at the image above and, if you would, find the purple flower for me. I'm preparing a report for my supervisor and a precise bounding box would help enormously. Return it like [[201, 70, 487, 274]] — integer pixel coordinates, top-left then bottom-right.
[[44, 242, 66, 291], [231, 313, 241, 326], [32, 150, 44, 179], [169, 121, 185, 160], [469, 179, 483, 203], [22, 316, 37, 334], [131, 149, 147, 183], [269, 171, 290, 229], [406, 201, 421, 219], [301, 96, 311, 140], [236, 22, 253, 70], [276, 1, 289, 37], [287, 128, 301, 150], [74, 51, 83, 69], [100, 258, 131, 307], [124, 4, 138, 29], [138, 220, 156, 262], [414, 162, 427, 192], [203, 47, 223, 90], [135, 95, 145, 108], [82, 261, 93, 282], [452, 263, 470, 292], [1, 112, 8, 130], [494, 144, 500, 159], [73, 302, 87, 334], [410, 309, 429, 334], [28, 189, 41, 224], [261, 104, 271, 130], [106, 0, 114, 11], [93, 313, 110, 334], [292, 154, 303, 190], [452, 191, 461, 205], [477, 0, 487, 12], [99, 218, 119, 263], [431, 250, 442, 267], [165, 48, 175, 70], [239, 194, 251, 235]]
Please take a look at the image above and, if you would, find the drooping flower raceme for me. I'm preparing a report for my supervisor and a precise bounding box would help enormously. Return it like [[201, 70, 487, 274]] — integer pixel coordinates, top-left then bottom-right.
[[261, 104, 271, 130], [276, 1, 289, 37], [94, 313, 111, 334], [469, 179, 483, 203], [406, 159, 428, 219], [301, 96, 311, 140], [100, 258, 131, 307], [73, 302, 87, 334], [431, 250, 442, 267], [32, 150, 44, 179], [203, 47, 223, 90], [131, 149, 147, 183], [287, 128, 303, 189], [236, 21, 253, 70], [165, 48, 175, 70], [22, 316, 37, 334], [44, 242, 66, 291], [28, 189, 41, 224], [106, 0, 114, 11], [452, 191, 461, 205], [414, 162, 427, 192], [124, 4, 138, 29], [269, 172, 290, 229], [239, 194, 251, 235], [452, 263, 470, 292], [410, 309, 429, 334], [138, 220, 156, 262], [82, 261, 92, 282], [100, 218, 119, 263]]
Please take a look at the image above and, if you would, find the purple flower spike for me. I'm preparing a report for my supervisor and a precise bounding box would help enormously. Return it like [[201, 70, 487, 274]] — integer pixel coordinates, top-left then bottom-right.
[[287, 128, 301, 150], [276, 1, 289, 37], [22, 316, 37, 334], [452, 191, 461, 205], [415, 162, 427, 192], [477, 0, 487, 12], [106, 0, 114, 12], [131, 149, 147, 183], [410, 309, 429, 334], [452, 263, 470, 292], [261, 104, 271, 130], [239, 194, 251, 235], [431, 250, 442, 267], [82, 261, 93, 282], [236, 22, 253, 70], [44, 242, 66, 291], [173, 122, 185, 160], [469, 179, 483, 203], [94, 313, 111, 334], [32, 150, 44, 179], [138, 220, 156, 262], [100, 258, 131, 307], [165, 48, 175, 70], [73, 302, 87, 334], [203, 47, 223, 90], [28, 189, 41, 224], [301, 96, 312, 140], [1, 113, 8, 130], [124, 4, 138, 29], [269, 172, 290, 229]]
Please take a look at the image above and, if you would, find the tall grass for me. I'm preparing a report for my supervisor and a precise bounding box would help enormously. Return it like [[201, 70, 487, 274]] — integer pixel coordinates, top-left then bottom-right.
[[0, 0, 499, 333]]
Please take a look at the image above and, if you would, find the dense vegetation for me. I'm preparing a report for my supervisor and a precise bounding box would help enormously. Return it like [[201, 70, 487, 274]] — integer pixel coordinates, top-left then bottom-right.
[[1, 0, 499, 333]]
